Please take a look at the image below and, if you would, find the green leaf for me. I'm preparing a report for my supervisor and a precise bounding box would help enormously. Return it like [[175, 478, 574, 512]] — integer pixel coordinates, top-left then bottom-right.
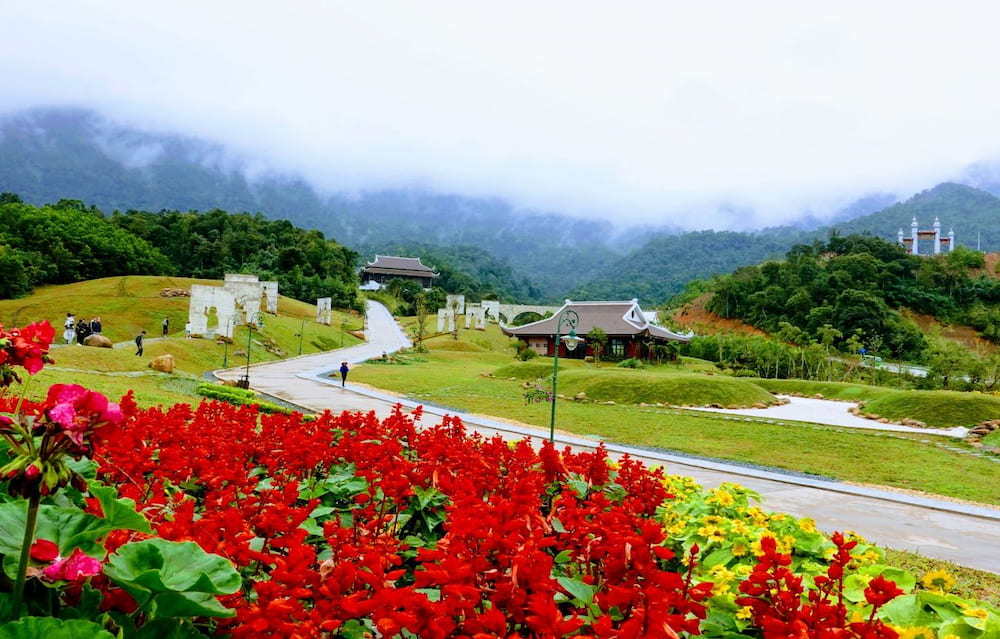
[[557, 576, 595, 604], [0, 502, 109, 578], [89, 484, 152, 533], [0, 617, 115, 639], [104, 538, 241, 620]]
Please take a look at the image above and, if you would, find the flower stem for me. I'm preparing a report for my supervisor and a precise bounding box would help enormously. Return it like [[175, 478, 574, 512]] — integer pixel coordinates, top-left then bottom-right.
[[10, 489, 41, 619]]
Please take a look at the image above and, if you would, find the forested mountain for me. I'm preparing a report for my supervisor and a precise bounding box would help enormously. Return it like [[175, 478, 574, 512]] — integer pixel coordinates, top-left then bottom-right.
[[829, 182, 1000, 252], [6, 107, 1000, 306], [0, 108, 625, 301], [702, 234, 1000, 360]]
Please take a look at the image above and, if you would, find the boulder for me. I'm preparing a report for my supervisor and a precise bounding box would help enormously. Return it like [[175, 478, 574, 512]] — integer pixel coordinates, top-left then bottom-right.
[[159, 288, 190, 297], [574, 392, 587, 401], [83, 334, 113, 348], [150, 354, 174, 373]]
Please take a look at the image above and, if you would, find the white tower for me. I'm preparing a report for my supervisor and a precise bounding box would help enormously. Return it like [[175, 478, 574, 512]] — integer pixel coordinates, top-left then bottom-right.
[[933, 217, 941, 254], [911, 217, 919, 255]]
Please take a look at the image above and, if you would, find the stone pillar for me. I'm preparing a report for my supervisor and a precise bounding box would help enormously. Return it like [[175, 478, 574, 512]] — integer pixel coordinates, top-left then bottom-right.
[[911, 218, 919, 255], [948, 228, 955, 252], [316, 298, 332, 325], [437, 308, 447, 333], [933, 217, 941, 254]]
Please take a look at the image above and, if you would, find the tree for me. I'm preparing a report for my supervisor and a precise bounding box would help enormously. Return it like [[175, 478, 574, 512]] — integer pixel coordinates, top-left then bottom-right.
[[925, 339, 972, 390], [587, 327, 608, 364]]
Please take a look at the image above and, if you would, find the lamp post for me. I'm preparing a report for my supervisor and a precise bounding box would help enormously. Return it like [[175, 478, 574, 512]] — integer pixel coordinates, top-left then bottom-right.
[[222, 316, 235, 367], [341, 317, 348, 348], [238, 311, 264, 389], [297, 317, 306, 355], [549, 308, 582, 444]]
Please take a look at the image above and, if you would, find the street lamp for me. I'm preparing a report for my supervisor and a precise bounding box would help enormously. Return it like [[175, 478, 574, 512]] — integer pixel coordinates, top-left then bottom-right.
[[549, 308, 582, 444], [238, 311, 264, 389], [296, 317, 306, 356], [341, 317, 348, 348], [222, 316, 235, 367]]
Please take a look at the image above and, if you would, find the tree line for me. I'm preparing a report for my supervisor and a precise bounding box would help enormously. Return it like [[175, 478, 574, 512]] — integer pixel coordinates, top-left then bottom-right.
[[0, 194, 361, 309]]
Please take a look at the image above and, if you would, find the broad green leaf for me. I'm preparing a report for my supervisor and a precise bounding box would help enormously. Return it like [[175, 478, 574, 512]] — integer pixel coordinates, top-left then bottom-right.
[[0, 502, 108, 578], [105, 539, 239, 620], [0, 617, 115, 639], [105, 538, 241, 597], [89, 484, 152, 533], [557, 576, 595, 604]]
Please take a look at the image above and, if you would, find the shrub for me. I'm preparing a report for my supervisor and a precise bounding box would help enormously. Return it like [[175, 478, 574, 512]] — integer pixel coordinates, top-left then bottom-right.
[[617, 357, 644, 369]]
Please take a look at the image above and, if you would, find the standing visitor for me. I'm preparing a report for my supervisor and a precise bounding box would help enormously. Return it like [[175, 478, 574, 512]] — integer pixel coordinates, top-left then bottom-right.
[[63, 313, 76, 345], [75, 319, 90, 345], [162, 317, 169, 337], [135, 330, 146, 356], [339, 361, 349, 387], [90, 316, 102, 335], [185, 322, 192, 339]]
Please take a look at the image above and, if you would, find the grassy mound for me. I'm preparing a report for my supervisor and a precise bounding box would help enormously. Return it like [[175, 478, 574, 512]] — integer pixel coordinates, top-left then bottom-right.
[[494, 362, 777, 407], [557, 370, 778, 407], [859, 391, 1000, 429], [755, 379, 899, 403]]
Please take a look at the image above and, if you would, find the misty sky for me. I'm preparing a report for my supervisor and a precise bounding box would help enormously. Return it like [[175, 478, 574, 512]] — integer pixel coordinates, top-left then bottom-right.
[[4, 2, 1000, 230]]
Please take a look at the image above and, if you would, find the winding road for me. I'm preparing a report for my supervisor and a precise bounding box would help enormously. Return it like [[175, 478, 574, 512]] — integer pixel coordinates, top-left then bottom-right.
[[214, 301, 1000, 575]]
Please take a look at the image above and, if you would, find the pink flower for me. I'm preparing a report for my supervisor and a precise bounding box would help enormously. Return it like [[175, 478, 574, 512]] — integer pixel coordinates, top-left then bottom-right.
[[45, 384, 123, 446], [41, 548, 103, 582]]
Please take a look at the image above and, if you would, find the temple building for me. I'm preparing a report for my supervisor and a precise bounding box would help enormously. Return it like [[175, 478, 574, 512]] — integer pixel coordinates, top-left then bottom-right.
[[360, 255, 439, 290], [501, 299, 693, 361], [898, 217, 954, 255]]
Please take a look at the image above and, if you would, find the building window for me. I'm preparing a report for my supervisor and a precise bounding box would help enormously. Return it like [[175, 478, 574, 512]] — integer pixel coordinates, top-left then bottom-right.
[[608, 338, 626, 360]]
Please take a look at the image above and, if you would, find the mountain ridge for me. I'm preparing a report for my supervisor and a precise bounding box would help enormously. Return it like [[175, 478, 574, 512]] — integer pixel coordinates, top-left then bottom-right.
[[4, 106, 1000, 304]]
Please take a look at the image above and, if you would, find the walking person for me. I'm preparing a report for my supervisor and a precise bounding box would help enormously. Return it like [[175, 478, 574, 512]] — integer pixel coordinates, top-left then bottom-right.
[[162, 317, 169, 338], [339, 361, 349, 387], [135, 330, 146, 356]]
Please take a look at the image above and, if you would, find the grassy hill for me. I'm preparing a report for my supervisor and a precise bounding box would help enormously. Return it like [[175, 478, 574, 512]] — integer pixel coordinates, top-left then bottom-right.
[[0, 276, 361, 406]]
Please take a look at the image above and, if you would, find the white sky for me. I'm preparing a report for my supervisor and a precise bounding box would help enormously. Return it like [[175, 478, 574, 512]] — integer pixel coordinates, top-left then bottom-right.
[[3, 1, 1000, 229]]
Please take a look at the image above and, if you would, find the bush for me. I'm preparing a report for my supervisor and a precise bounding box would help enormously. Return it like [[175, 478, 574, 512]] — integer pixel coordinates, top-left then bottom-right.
[[617, 357, 644, 369], [195, 382, 292, 414]]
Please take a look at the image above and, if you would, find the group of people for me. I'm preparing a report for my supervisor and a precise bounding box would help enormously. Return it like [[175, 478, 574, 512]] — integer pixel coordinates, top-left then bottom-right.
[[63, 313, 103, 345]]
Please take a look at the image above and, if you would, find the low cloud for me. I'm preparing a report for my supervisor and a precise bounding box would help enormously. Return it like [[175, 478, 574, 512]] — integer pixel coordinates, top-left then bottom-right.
[[3, 2, 1000, 230]]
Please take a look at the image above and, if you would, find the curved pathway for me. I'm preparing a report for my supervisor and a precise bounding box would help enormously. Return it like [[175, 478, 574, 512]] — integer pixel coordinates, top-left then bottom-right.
[[215, 301, 1000, 575]]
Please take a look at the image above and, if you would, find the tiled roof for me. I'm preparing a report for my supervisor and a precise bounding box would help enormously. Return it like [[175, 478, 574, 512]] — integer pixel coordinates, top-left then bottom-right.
[[362, 255, 438, 276], [502, 299, 692, 342]]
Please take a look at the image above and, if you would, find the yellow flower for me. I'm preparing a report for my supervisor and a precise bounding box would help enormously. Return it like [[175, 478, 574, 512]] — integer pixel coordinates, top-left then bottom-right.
[[894, 627, 935, 639], [798, 518, 816, 533], [956, 601, 988, 620], [731, 541, 749, 557], [707, 488, 735, 507], [702, 515, 725, 526], [712, 582, 732, 596], [736, 606, 753, 620], [698, 524, 721, 539], [921, 569, 956, 593]]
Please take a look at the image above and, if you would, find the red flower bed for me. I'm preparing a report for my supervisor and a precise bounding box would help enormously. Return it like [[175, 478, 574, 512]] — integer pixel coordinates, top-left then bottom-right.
[[92, 397, 713, 638]]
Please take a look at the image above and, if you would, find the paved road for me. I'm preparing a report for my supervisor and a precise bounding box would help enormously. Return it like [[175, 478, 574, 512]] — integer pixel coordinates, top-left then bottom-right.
[[215, 301, 1000, 575]]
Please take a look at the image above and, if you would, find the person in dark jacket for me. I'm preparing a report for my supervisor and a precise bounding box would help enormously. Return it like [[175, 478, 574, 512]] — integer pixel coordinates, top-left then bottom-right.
[[90, 316, 103, 335], [339, 361, 349, 387], [135, 330, 146, 356], [75, 319, 91, 345]]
